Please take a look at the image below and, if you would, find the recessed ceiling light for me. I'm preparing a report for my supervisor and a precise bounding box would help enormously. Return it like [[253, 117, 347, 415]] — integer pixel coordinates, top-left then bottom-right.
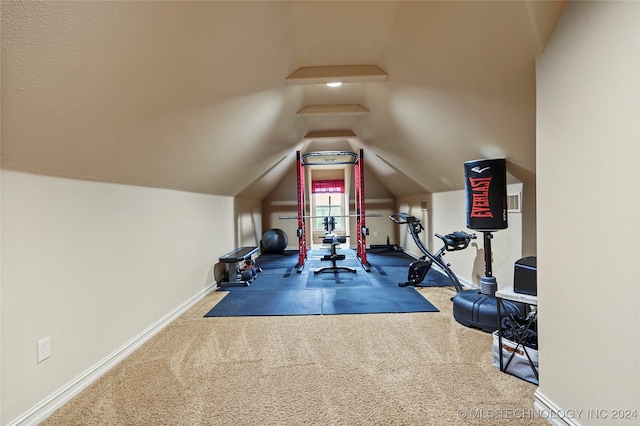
[[326, 82, 342, 87]]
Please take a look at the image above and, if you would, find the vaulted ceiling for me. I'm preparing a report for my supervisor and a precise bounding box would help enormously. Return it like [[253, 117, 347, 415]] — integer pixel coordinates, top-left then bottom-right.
[[1, 1, 565, 199]]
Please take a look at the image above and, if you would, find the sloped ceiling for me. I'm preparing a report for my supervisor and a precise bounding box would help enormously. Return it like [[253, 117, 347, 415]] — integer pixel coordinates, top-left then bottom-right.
[[1, 1, 565, 199]]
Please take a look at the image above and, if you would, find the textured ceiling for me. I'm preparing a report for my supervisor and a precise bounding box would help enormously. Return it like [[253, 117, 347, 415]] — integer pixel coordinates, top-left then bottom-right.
[[1, 1, 565, 198]]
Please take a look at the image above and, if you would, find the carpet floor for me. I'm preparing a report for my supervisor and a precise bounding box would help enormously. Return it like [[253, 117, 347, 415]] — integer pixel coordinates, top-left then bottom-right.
[[42, 284, 545, 425]]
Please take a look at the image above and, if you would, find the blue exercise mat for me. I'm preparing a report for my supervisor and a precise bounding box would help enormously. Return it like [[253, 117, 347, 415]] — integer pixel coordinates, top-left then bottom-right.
[[206, 289, 323, 316], [204, 249, 441, 317], [321, 287, 438, 315], [204, 287, 437, 317]]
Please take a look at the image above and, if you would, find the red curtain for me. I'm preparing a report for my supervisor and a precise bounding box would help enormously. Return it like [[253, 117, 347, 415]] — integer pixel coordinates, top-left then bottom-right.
[[312, 180, 345, 194]]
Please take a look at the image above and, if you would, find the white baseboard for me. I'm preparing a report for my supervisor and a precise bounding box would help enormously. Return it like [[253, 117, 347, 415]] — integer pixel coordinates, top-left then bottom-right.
[[8, 283, 218, 426], [534, 390, 583, 426]]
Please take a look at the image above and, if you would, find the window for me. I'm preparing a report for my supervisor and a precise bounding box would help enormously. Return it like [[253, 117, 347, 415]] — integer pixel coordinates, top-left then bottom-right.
[[312, 180, 345, 231]]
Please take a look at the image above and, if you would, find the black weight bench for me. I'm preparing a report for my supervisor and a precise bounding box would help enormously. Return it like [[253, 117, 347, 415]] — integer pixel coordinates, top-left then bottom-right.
[[218, 246, 259, 287], [314, 235, 357, 274]]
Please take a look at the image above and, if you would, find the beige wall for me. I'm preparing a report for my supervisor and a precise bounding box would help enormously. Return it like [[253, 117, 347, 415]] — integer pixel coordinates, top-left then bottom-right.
[[348, 167, 396, 248], [263, 166, 299, 251], [395, 194, 432, 256], [234, 198, 262, 248], [535, 1, 639, 423], [351, 198, 396, 248], [0, 171, 233, 425], [431, 190, 481, 286]]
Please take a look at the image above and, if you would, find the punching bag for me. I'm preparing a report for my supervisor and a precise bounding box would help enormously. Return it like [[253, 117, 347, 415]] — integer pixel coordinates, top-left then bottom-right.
[[464, 159, 508, 231]]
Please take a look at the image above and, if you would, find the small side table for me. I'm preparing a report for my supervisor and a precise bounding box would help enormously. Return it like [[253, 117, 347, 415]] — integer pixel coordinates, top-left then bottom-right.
[[495, 286, 538, 382]]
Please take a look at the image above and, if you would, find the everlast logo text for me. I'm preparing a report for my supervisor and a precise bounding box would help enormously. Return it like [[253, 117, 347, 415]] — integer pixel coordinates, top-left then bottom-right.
[[469, 177, 493, 218]]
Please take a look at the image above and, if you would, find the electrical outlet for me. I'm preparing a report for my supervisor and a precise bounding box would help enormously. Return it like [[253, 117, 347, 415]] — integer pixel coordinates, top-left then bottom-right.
[[374, 231, 378, 237], [37, 336, 51, 363]]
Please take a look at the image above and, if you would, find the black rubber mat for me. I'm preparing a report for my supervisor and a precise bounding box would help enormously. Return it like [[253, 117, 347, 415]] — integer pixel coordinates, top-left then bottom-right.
[[205, 249, 441, 317]]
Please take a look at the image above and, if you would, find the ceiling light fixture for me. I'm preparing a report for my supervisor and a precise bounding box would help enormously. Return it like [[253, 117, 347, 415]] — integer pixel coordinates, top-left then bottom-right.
[[326, 82, 342, 88]]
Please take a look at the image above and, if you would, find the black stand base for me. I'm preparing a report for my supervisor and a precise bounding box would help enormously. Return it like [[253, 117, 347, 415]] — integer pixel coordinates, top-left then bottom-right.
[[451, 231, 524, 332], [314, 253, 357, 274], [452, 288, 525, 333], [314, 265, 357, 274]]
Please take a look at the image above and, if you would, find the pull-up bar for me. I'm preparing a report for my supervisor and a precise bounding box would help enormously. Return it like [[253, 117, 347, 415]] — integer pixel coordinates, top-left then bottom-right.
[[300, 151, 359, 166]]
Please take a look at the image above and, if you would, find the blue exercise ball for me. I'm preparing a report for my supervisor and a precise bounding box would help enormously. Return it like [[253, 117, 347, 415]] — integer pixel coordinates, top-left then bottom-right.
[[262, 229, 288, 254]]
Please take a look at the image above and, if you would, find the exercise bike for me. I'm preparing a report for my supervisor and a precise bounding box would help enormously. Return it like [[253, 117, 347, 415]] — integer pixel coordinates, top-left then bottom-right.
[[389, 213, 475, 291]]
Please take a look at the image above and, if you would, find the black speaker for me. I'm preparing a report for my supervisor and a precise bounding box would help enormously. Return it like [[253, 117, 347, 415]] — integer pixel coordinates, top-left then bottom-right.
[[514, 256, 537, 296], [464, 159, 508, 231]]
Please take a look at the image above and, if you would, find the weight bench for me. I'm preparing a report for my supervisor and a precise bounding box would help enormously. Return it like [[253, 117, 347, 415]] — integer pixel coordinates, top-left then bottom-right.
[[314, 235, 357, 274], [218, 246, 259, 287]]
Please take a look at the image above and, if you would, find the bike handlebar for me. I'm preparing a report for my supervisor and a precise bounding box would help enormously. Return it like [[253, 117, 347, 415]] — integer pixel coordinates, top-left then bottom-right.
[[389, 213, 419, 224]]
